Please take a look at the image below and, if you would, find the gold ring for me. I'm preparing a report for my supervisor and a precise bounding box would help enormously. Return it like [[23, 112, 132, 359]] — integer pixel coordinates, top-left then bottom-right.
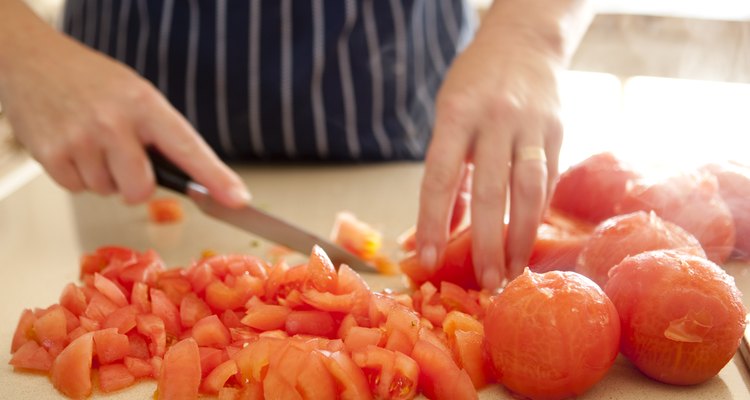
[[515, 146, 547, 163]]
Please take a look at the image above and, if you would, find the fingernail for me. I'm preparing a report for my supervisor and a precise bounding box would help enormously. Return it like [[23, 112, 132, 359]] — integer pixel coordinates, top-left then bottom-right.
[[230, 187, 252, 205], [482, 269, 502, 290], [420, 245, 437, 271]]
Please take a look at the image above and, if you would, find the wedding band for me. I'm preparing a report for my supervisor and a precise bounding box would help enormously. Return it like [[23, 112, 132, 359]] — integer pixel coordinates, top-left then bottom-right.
[[515, 146, 547, 163]]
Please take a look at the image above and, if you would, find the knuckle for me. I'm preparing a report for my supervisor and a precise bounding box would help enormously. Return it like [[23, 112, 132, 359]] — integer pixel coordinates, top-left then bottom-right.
[[34, 142, 67, 168], [514, 172, 546, 202]]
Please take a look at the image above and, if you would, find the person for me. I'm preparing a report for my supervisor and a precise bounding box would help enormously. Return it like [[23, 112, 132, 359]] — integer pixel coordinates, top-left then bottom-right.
[[0, 0, 593, 289]]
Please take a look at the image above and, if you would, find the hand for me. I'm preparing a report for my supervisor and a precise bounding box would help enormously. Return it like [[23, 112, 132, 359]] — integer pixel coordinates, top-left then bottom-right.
[[0, 9, 249, 207], [416, 21, 565, 289]]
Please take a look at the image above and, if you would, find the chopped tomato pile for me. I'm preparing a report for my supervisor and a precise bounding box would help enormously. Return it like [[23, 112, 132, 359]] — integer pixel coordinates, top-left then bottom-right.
[[10, 245, 493, 399]]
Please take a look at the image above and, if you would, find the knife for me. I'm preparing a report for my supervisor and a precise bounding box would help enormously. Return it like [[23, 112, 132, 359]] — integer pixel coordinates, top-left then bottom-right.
[[148, 150, 374, 272]]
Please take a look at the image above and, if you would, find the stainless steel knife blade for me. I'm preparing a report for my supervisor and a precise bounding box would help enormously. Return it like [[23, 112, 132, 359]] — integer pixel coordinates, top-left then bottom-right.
[[185, 183, 374, 272]]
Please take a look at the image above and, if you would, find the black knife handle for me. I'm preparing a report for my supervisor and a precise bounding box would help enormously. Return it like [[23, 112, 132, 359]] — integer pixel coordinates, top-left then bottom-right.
[[147, 149, 192, 194]]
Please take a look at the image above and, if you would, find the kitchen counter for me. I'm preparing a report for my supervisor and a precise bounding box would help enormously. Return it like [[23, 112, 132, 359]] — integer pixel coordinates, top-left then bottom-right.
[[1, 155, 750, 399]]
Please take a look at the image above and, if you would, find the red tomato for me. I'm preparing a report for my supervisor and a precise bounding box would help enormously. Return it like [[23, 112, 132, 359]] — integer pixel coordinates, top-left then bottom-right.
[[241, 303, 291, 331], [206, 275, 264, 311], [148, 198, 184, 224], [352, 345, 420, 400], [528, 210, 594, 273], [151, 288, 182, 336], [98, 363, 135, 393], [157, 338, 201, 400], [399, 227, 478, 290], [617, 171, 736, 264], [60, 283, 88, 317], [51, 332, 94, 399], [439, 281, 482, 318], [94, 273, 129, 307], [124, 356, 153, 378], [9, 341, 53, 372], [703, 161, 750, 259], [410, 339, 477, 400], [551, 152, 641, 223], [330, 211, 383, 261], [484, 269, 620, 400], [344, 327, 384, 353], [32, 306, 68, 346], [296, 350, 338, 400], [576, 211, 705, 287], [103, 304, 139, 334], [323, 351, 373, 400], [285, 310, 335, 337], [307, 244, 338, 292], [136, 314, 167, 357], [604, 250, 747, 385], [93, 328, 130, 364], [191, 315, 231, 348], [201, 359, 238, 395], [179, 293, 212, 328]]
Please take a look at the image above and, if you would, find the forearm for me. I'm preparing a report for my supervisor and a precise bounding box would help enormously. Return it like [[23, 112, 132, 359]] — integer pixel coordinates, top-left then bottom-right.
[[480, 0, 594, 66], [0, 0, 61, 87]]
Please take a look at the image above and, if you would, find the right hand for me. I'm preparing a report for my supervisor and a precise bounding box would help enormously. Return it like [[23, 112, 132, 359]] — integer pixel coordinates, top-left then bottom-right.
[[0, 27, 250, 208]]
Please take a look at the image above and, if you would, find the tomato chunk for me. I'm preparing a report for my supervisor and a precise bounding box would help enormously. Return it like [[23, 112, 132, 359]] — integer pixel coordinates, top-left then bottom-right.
[[51, 332, 94, 399], [157, 338, 201, 400]]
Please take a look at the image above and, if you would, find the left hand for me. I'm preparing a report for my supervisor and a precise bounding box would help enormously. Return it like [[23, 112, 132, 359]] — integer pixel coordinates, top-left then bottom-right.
[[415, 22, 564, 289]]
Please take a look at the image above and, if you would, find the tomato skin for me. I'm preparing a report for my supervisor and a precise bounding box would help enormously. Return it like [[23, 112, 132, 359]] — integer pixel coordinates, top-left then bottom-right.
[[157, 338, 201, 400], [485, 269, 620, 400], [551, 152, 640, 224], [605, 250, 747, 385]]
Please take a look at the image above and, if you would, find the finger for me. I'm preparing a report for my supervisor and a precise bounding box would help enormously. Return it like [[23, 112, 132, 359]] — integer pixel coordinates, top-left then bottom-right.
[[471, 128, 512, 290], [544, 118, 563, 208], [449, 164, 472, 233], [506, 141, 548, 280], [46, 157, 87, 193], [137, 95, 250, 208], [72, 145, 117, 195], [104, 132, 155, 204], [416, 102, 474, 272]]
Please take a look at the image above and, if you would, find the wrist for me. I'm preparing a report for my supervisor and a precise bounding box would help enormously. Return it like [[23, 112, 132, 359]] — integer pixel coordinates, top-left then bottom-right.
[[0, 1, 60, 87]]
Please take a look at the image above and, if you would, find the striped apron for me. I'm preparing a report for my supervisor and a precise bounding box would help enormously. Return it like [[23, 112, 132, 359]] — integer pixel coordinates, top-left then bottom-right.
[[63, 0, 475, 161]]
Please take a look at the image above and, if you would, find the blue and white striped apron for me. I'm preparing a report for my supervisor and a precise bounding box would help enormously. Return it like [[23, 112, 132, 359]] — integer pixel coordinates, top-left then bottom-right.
[[63, 0, 475, 161]]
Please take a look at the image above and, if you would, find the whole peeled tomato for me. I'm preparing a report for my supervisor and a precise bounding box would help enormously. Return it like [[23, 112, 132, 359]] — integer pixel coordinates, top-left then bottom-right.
[[617, 171, 735, 264], [550, 152, 641, 224], [484, 269, 620, 400], [702, 161, 750, 259], [604, 250, 747, 385], [529, 210, 594, 273], [575, 211, 705, 288]]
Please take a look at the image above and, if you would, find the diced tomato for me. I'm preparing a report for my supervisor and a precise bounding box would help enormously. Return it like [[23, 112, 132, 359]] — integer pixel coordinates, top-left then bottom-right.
[[51, 332, 94, 399], [411, 339, 477, 400], [136, 314, 167, 357], [124, 356, 153, 378], [322, 351, 373, 400], [85, 292, 119, 324], [453, 330, 488, 389], [150, 356, 163, 379], [353, 345, 420, 400], [33, 305, 68, 345], [186, 263, 217, 294], [233, 336, 285, 382], [79, 316, 100, 332], [206, 275, 265, 311], [103, 304, 139, 334], [241, 303, 291, 331], [285, 311, 336, 337], [439, 282, 482, 317], [127, 332, 151, 359], [201, 359, 238, 394], [157, 338, 201, 400], [199, 346, 226, 377], [296, 350, 337, 400], [151, 288, 182, 337], [330, 211, 383, 260], [94, 273, 129, 307], [131, 282, 151, 313], [344, 327, 384, 353], [11, 309, 36, 353], [384, 304, 420, 351], [9, 341, 53, 372], [180, 293, 213, 328], [301, 289, 358, 313], [60, 283, 88, 317], [148, 197, 184, 223], [264, 260, 290, 300], [94, 328, 131, 364], [158, 276, 193, 306], [307, 245, 338, 292], [192, 315, 231, 348], [98, 362, 135, 393]]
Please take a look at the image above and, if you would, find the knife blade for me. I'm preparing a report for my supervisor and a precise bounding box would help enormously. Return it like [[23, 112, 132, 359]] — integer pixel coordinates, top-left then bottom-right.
[[148, 151, 374, 272]]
